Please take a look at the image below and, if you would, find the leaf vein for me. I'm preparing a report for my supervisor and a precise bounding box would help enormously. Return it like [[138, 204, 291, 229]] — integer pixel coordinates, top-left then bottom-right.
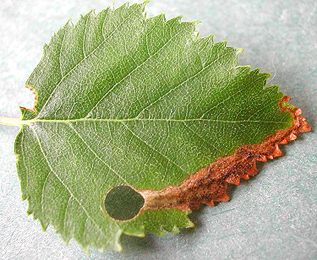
[[68, 123, 131, 184], [30, 126, 108, 240], [122, 122, 187, 173], [85, 25, 186, 118], [36, 9, 139, 118]]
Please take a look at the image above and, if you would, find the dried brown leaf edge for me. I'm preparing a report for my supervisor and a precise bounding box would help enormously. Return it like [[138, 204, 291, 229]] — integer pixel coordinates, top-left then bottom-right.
[[138, 96, 311, 212]]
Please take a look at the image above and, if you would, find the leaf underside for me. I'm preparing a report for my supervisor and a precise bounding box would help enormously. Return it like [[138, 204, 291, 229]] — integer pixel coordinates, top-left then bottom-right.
[[13, 2, 310, 252]]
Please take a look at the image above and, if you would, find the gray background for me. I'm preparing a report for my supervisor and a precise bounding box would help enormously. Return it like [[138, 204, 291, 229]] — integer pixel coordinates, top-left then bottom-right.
[[0, 0, 316, 259]]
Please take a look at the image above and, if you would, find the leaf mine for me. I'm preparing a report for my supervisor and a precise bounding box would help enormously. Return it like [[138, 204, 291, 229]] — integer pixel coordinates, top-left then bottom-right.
[[138, 96, 311, 212]]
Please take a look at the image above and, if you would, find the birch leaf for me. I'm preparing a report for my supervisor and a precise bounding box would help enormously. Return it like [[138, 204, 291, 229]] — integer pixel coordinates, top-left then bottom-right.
[[13, 2, 311, 252]]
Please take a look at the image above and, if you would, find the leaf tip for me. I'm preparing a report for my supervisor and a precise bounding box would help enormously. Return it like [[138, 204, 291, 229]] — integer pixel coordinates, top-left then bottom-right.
[[192, 20, 202, 25], [87, 9, 96, 16], [115, 231, 124, 252], [187, 221, 195, 228], [175, 15, 184, 22], [128, 1, 149, 11], [40, 220, 49, 231], [65, 18, 73, 27], [236, 47, 244, 54]]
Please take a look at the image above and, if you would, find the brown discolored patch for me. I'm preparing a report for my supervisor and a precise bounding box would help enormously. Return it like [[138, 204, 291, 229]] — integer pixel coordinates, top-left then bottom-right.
[[138, 96, 311, 212], [20, 85, 38, 115]]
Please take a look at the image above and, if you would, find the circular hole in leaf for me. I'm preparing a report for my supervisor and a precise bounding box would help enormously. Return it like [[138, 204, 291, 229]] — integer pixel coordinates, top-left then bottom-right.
[[104, 185, 145, 221]]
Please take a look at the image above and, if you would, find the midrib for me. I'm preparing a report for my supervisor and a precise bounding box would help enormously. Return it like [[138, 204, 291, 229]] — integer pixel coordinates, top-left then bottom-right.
[[19, 117, 289, 125]]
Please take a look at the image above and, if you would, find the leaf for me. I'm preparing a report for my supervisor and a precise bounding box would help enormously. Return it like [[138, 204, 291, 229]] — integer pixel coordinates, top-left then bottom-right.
[[13, 2, 311, 252]]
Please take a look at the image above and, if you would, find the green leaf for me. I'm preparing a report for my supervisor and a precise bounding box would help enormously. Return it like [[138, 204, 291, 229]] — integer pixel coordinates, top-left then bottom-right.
[[14, 2, 306, 252]]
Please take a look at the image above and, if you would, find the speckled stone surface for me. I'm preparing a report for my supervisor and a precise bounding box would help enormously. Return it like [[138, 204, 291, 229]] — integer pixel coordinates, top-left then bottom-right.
[[0, 0, 316, 259]]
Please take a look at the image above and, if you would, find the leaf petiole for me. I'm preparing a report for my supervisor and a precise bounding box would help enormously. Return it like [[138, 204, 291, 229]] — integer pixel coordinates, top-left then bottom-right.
[[0, 117, 22, 127]]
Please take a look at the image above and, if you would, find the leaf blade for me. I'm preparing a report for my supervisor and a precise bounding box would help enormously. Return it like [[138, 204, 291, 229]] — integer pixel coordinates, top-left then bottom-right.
[[14, 2, 309, 252]]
